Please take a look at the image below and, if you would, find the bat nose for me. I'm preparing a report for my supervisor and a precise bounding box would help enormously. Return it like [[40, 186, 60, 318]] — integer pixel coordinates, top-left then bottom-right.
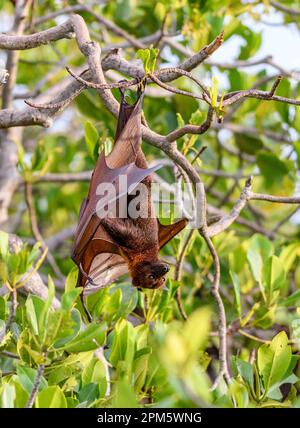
[[162, 264, 169, 273], [153, 263, 170, 278]]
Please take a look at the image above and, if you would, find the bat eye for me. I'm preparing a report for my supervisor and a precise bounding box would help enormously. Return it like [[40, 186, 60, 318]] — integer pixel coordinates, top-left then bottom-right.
[[148, 274, 154, 280]]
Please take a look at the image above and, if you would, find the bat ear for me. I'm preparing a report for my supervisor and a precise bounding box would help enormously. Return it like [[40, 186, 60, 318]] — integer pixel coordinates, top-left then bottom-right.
[[158, 218, 189, 249]]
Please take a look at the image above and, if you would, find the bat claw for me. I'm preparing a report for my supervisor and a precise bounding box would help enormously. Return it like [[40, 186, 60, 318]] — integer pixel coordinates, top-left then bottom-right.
[[87, 276, 98, 287]]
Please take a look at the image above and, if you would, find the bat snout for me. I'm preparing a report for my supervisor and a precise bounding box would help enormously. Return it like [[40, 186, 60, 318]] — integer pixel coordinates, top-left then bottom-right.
[[153, 263, 169, 278]]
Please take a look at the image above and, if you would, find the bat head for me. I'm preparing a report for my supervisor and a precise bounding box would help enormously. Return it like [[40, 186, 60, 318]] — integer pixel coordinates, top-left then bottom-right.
[[131, 260, 170, 289]]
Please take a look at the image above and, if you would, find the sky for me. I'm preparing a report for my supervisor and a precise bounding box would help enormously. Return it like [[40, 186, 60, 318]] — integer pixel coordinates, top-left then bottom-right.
[[213, 7, 300, 73]]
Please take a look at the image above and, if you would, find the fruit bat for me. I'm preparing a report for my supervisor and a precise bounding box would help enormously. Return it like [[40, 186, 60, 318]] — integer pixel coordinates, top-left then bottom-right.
[[71, 85, 188, 310]]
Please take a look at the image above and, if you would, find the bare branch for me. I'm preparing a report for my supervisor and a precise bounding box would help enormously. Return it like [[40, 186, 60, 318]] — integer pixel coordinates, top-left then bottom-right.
[[174, 229, 194, 320], [270, 1, 300, 16], [24, 182, 64, 280], [249, 192, 300, 204], [223, 87, 300, 107], [198, 191, 231, 389], [25, 364, 45, 408], [207, 178, 253, 237], [149, 73, 205, 101], [166, 107, 214, 142], [0, 288, 17, 343], [0, 20, 74, 50], [35, 171, 92, 183]]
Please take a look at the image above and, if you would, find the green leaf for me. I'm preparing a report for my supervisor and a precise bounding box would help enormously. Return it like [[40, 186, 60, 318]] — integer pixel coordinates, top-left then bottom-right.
[[0, 383, 15, 408], [230, 271, 241, 317], [294, 141, 300, 168], [78, 383, 99, 404], [234, 357, 253, 389], [235, 133, 263, 155], [112, 378, 138, 408], [61, 287, 83, 312], [36, 386, 67, 408], [278, 243, 300, 273], [257, 331, 292, 392], [136, 47, 158, 73], [38, 276, 55, 342], [51, 309, 82, 348], [0, 296, 6, 320], [65, 266, 79, 292], [84, 121, 99, 160], [209, 76, 219, 108], [31, 142, 48, 172], [133, 347, 151, 392], [229, 379, 249, 408], [136, 49, 150, 73], [182, 307, 211, 353], [257, 151, 290, 185], [0, 231, 9, 260], [281, 289, 300, 307], [25, 295, 45, 336], [148, 47, 159, 73], [82, 358, 107, 387], [110, 319, 136, 373], [17, 366, 47, 395], [63, 322, 106, 353], [37, 305, 82, 350], [247, 234, 273, 298], [262, 255, 286, 304]]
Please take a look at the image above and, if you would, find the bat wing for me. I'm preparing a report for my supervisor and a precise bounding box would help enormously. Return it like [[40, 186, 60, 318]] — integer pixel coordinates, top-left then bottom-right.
[[158, 218, 189, 249], [83, 253, 128, 295], [77, 220, 128, 293]]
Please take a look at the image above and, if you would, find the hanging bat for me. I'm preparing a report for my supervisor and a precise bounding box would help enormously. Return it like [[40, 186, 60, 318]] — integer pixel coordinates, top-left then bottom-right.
[[71, 85, 188, 314]]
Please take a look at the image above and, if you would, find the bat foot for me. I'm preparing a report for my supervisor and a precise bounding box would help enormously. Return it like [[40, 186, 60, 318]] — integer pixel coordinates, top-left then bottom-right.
[[87, 276, 98, 287]]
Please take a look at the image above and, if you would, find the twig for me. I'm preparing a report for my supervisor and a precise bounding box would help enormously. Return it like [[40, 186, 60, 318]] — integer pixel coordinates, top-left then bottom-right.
[[94, 347, 111, 397], [78, 1, 147, 49], [250, 192, 300, 203], [270, 0, 300, 16], [191, 146, 207, 165], [34, 171, 92, 182], [200, 228, 231, 389], [25, 364, 45, 408], [0, 350, 20, 359], [207, 178, 253, 237], [223, 86, 300, 107], [238, 329, 271, 344], [24, 181, 63, 279], [196, 180, 231, 390], [174, 229, 194, 320], [149, 73, 205, 101], [271, 205, 300, 233], [0, 288, 17, 343]]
